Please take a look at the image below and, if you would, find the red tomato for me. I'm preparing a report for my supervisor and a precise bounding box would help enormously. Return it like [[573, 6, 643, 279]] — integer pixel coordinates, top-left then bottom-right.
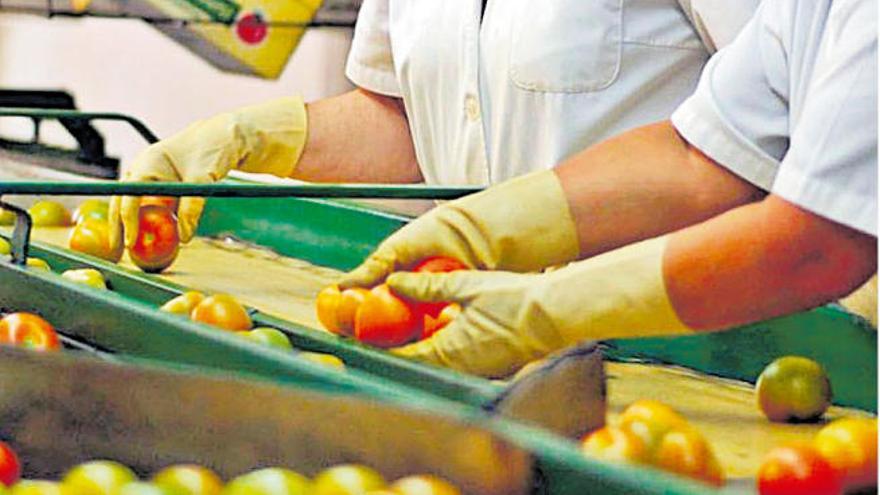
[[191, 294, 252, 331], [422, 303, 461, 339], [412, 256, 468, 274], [0, 440, 21, 486], [411, 256, 467, 327], [68, 218, 124, 263], [129, 205, 180, 273], [758, 444, 843, 495], [0, 312, 61, 352], [355, 284, 420, 347]]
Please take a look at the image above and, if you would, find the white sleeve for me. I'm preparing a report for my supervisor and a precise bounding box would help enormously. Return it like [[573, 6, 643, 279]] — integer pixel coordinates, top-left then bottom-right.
[[677, 0, 760, 52], [773, 0, 877, 236], [344, 0, 402, 97], [671, 1, 789, 190]]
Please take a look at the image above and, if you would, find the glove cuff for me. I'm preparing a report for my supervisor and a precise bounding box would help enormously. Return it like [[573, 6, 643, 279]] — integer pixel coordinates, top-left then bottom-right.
[[542, 235, 692, 343], [452, 169, 581, 271], [235, 95, 308, 178]]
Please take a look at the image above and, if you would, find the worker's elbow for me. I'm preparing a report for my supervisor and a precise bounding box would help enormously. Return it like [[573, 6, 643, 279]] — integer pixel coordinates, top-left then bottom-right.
[[765, 196, 877, 303]]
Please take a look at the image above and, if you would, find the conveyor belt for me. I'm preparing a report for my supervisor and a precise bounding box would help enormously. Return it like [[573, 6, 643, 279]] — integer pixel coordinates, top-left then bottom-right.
[[18, 225, 872, 480]]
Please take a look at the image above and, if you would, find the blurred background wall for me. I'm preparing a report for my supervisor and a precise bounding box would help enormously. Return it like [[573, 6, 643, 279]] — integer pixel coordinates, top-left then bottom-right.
[[0, 13, 354, 166]]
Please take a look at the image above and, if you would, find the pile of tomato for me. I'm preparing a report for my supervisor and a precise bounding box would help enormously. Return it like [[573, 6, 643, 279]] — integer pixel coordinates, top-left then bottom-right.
[[0, 441, 462, 495], [0, 198, 181, 274], [316, 257, 465, 348], [159, 291, 344, 369]]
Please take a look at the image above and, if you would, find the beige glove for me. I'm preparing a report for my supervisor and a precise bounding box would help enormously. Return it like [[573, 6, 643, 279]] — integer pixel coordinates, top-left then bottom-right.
[[109, 96, 308, 247], [341, 170, 580, 288], [389, 235, 693, 378]]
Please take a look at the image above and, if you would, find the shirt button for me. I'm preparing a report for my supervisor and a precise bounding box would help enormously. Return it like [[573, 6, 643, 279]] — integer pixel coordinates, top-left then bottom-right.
[[465, 95, 481, 121]]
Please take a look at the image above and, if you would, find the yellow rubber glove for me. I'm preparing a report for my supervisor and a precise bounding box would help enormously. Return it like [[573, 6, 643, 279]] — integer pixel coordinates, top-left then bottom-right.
[[389, 235, 692, 378], [340, 170, 580, 288], [109, 96, 308, 247]]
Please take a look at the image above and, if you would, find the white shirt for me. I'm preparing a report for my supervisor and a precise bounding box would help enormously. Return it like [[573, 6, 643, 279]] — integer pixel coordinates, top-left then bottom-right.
[[672, 0, 877, 236], [345, 0, 757, 186]]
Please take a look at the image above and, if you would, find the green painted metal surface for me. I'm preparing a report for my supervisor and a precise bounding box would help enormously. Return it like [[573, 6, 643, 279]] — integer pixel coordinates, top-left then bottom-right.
[[12, 239, 502, 407], [606, 306, 877, 412]]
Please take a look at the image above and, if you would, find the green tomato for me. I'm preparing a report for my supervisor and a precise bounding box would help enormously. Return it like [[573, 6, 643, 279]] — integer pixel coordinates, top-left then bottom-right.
[[756, 356, 832, 422], [222, 468, 310, 495], [28, 201, 72, 227], [61, 268, 108, 290], [0, 209, 13, 227], [10, 481, 65, 495], [152, 465, 223, 495], [62, 460, 138, 495], [0, 238, 9, 256], [311, 465, 386, 495], [240, 328, 292, 350]]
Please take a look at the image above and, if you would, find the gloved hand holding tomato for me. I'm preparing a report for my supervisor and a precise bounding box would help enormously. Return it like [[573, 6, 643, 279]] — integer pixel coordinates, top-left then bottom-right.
[[316, 256, 466, 348]]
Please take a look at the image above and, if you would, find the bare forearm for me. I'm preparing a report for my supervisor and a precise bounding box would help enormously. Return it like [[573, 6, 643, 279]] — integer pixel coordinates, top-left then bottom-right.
[[294, 88, 422, 183], [665, 195, 877, 330], [555, 121, 764, 258]]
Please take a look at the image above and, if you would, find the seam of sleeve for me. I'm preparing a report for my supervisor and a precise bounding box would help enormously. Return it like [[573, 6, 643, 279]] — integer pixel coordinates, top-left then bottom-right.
[[345, 59, 403, 98], [671, 88, 780, 191]]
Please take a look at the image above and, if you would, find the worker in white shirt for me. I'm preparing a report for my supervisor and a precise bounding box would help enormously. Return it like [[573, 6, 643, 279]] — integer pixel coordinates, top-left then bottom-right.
[[109, 0, 758, 246], [339, 0, 877, 377]]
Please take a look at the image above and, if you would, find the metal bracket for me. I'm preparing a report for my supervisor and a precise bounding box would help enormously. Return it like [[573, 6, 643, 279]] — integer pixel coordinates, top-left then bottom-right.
[[0, 200, 31, 266]]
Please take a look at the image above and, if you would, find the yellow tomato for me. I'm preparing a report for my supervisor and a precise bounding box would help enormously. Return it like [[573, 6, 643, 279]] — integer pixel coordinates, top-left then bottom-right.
[[581, 426, 649, 464], [28, 201, 72, 227], [160, 291, 206, 316], [814, 417, 877, 491]]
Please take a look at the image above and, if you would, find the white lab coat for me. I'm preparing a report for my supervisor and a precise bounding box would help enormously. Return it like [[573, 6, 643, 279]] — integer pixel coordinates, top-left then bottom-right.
[[345, 0, 758, 186], [672, 0, 877, 236]]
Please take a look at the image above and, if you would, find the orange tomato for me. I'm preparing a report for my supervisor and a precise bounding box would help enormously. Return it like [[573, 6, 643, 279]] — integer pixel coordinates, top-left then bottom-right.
[[191, 294, 252, 331], [316, 285, 343, 334], [758, 444, 842, 495], [0, 312, 61, 352], [618, 400, 689, 456], [389, 475, 461, 495], [581, 426, 649, 464], [140, 196, 179, 211], [422, 303, 461, 339], [68, 218, 124, 263], [814, 417, 877, 491], [654, 428, 724, 486], [129, 205, 180, 273], [316, 285, 370, 336], [355, 284, 420, 348]]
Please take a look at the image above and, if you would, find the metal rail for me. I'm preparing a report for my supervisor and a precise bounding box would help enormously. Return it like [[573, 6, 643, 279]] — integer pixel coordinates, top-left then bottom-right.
[[0, 108, 159, 144], [0, 181, 484, 199]]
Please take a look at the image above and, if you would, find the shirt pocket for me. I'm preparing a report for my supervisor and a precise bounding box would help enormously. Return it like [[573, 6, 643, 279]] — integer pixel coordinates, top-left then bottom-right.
[[508, 0, 623, 93]]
